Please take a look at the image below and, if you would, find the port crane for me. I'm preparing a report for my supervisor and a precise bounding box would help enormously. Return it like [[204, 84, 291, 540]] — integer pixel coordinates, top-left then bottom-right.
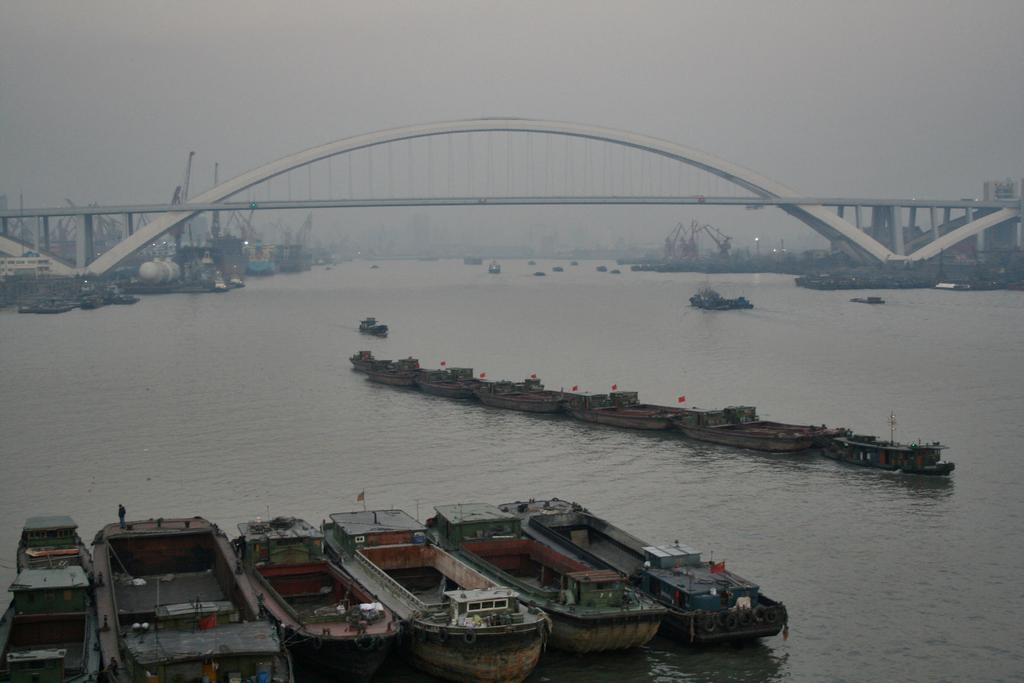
[[663, 220, 732, 260]]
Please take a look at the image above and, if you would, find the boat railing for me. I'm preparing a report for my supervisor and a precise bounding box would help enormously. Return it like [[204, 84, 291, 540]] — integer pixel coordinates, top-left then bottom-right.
[[353, 550, 436, 612]]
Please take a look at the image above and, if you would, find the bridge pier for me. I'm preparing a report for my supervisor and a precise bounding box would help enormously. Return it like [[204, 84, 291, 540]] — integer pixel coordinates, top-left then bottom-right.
[[42, 216, 50, 251], [77, 214, 95, 269], [892, 206, 905, 256], [1, 216, 7, 236], [855, 205, 862, 230], [125, 212, 134, 237]]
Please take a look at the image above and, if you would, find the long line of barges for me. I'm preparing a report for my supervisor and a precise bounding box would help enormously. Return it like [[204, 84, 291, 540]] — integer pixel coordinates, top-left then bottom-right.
[[350, 350, 956, 476]]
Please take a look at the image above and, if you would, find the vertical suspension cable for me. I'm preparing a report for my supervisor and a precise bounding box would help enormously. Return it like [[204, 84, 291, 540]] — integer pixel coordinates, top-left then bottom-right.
[[408, 139, 414, 197], [427, 136, 433, 197], [328, 156, 333, 199], [368, 147, 374, 199], [506, 132, 512, 196], [487, 132, 493, 197], [467, 133, 474, 196], [447, 134, 454, 197], [308, 164, 312, 200], [347, 153, 353, 199]]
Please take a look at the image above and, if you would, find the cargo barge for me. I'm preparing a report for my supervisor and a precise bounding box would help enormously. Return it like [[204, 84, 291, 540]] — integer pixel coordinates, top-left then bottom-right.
[[364, 357, 420, 386], [349, 350, 381, 373], [504, 499, 788, 645], [1, 516, 100, 683], [92, 516, 292, 683], [670, 406, 838, 453], [323, 510, 547, 683], [430, 504, 665, 653], [415, 367, 481, 399], [235, 517, 398, 682], [566, 391, 686, 430], [475, 379, 566, 413]]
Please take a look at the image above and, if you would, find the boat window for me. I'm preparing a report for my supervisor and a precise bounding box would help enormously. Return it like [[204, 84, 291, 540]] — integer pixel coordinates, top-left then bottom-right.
[[354, 535, 365, 544]]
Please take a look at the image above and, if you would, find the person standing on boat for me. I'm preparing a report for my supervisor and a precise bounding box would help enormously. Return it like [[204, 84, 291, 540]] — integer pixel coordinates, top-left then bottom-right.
[[118, 504, 126, 529]]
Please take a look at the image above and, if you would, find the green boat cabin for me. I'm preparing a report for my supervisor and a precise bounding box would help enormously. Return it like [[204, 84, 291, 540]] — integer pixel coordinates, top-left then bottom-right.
[[9, 568, 89, 616], [236, 517, 323, 570], [323, 510, 426, 557], [443, 588, 525, 628], [20, 516, 78, 550], [432, 504, 520, 548], [6, 649, 65, 683]]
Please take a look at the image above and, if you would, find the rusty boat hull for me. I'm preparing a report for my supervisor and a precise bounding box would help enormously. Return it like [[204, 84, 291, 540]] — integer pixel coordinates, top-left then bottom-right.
[[404, 621, 543, 683], [475, 391, 566, 413], [568, 405, 686, 431], [365, 370, 419, 386], [673, 421, 827, 452], [416, 380, 480, 399]]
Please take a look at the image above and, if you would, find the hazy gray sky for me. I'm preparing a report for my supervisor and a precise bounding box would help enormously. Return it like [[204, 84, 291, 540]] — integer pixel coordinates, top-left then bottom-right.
[[1, 1, 1021, 248]]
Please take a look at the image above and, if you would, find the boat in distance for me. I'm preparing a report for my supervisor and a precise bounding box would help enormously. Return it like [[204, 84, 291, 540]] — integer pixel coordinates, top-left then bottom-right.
[[689, 287, 753, 310], [475, 378, 566, 413], [823, 433, 955, 475], [323, 510, 548, 683], [488, 261, 501, 274], [565, 391, 687, 430], [850, 296, 885, 304], [92, 516, 293, 683], [430, 503, 665, 653], [415, 367, 480, 398], [364, 357, 421, 386], [503, 499, 788, 645], [358, 317, 389, 337], [349, 350, 383, 373], [234, 517, 398, 683]]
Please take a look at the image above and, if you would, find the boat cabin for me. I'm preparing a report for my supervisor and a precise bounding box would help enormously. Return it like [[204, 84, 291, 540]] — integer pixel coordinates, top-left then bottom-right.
[[395, 357, 420, 372], [832, 435, 947, 470], [351, 350, 374, 362], [5, 649, 66, 683], [444, 588, 524, 628], [433, 504, 520, 549], [20, 516, 79, 551], [324, 510, 426, 557], [562, 570, 627, 609], [639, 544, 760, 611], [236, 517, 323, 570], [609, 391, 640, 408], [9, 567, 89, 616], [447, 367, 474, 380], [565, 392, 611, 410], [723, 406, 758, 423], [674, 408, 730, 427]]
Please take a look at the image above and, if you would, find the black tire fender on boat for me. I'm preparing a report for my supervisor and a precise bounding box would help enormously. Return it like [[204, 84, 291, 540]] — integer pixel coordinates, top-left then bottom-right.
[[356, 635, 379, 651], [765, 607, 779, 625], [754, 606, 767, 622], [724, 612, 739, 631], [739, 609, 753, 627], [700, 614, 717, 633], [463, 629, 477, 644], [438, 627, 449, 643]]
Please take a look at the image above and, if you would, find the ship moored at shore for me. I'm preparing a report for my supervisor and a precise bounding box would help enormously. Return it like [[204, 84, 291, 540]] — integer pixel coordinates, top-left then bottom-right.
[[234, 517, 398, 683], [92, 517, 292, 683], [505, 499, 788, 645], [430, 504, 665, 653], [323, 510, 548, 683]]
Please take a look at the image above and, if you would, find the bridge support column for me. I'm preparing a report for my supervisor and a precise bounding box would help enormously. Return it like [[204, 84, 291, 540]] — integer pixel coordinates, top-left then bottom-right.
[[892, 206, 905, 256], [34, 217, 42, 251], [930, 207, 938, 240], [854, 205, 862, 230], [837, 205, 845, 219], [77, 214, 95, 269], [42, 216, 50, 251], [1, 216, 7, 236], [125, 213, 134, 237]]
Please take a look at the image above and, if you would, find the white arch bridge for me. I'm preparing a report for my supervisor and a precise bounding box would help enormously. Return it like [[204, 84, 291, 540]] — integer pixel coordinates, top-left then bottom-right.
[[1, 118, 1019, 276]]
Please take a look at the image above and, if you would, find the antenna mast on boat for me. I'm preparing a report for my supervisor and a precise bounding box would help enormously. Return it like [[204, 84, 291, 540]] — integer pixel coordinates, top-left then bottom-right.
[[889, 411, 897, 445]]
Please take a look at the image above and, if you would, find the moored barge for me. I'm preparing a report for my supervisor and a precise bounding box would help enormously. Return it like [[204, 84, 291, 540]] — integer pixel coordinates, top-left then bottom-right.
[[566, 391, 686, 431], [92, 516, 292, 683], [234, 517, 398, 682], [1, 516, 101, 683], [349, 350, 382, 373], [415, 368, 481, 399], [504, 499, 788, 645], [671, 406, 836, 453], [364, 357, 420, 386], [430, 504, 665, 653], [475, 379, 566, 414], [323, 510, 547, 683]]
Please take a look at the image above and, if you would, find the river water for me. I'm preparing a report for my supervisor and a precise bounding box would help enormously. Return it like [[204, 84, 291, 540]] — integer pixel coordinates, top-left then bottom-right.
[[2, 260, 1022, 682]]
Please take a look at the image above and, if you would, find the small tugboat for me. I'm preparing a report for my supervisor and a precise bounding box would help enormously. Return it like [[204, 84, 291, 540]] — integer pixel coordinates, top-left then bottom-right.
[[822, 413, 954, 475], [234, 517, 399, 683], [1, 516, 101, 682], [527, 260, 536, 266], [609, 269, 621, 274], [850, 296, 885, 304], [431, 504, 665, 653], [364, 357, 420, 386], [416, 367, 481, 399], [488, 261, 501, 274], [551, 266, 564, 272], [596, 265, 608, 272], [92, 516, 293, 683], [475, 378, 566, 413], [349, 350, 382, 373], [672, 406, 840, 453], [323, 510, 548, 683], [689, 287, 753, 310], [508, 499, 788, 645], [570, 261, 579, 266], [532, 271, 546, 277], [359, 317, 389, 337], [565, 391, 687, 431]]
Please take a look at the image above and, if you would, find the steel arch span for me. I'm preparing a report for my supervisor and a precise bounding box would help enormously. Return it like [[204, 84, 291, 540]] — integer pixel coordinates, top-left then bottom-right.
[[86, 118, 896, 275]]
